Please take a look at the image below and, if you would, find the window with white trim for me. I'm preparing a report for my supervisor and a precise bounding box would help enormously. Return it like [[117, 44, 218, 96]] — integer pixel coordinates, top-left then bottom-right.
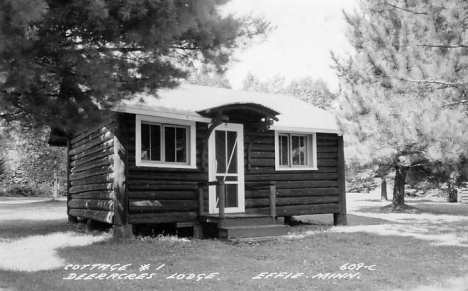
[[136, 115, 196, 168], [275, 131, 317, 170]]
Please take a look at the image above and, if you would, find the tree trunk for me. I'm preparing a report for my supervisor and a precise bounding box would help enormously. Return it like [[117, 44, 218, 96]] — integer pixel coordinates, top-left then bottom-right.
[[447, 181, 458, 203], [392, 166, 408, 207], [381, 177, 388, 200]]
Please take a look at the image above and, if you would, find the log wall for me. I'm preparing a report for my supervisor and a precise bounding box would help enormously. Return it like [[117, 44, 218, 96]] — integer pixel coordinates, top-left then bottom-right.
[[67, 119, 116, 224], [459, 189, 468, 204], [124, 114, 208, 224], [245, 130, 341, 216], [72, 112, 344, 225], [124, 112, 343, 222]]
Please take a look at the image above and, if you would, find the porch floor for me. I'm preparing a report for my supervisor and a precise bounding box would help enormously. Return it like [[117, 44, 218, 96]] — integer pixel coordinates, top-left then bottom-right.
[[199, 213, 272, 221], [198, 213, 289, 239]]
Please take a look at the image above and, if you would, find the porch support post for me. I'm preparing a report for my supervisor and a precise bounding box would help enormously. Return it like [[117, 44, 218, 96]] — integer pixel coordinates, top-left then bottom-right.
[[334, 135, 347, 226], [197, 185, 204, 216], [269, 182, 276, 217], [218, 180, 225, 219], [193, 225, 204, 239], [201, 112, 228, 170]]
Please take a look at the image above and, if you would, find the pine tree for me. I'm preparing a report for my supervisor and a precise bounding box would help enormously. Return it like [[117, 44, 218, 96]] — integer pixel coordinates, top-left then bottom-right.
[[0, 0, 270, 134], [0, 156, 4, 177], [242, 73, 286, 94], [334, 0, 468, 207]]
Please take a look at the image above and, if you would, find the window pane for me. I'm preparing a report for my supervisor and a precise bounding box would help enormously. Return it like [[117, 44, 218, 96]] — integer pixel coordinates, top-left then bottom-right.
[[165, 126, 176, 162], [215, 131, 226, 173], [150, 124, 161, 161], [292, 136, 299, 165], [225, 184, 238, 208], [279, 135, 289, 166], [175, 127, 187, 163], [292, 135, 307, 165], [215, 183, 238, 208], [141, 123, 150, 160], [140, 120, 191, 165], [227, 131, 238, 174], [300, 136, 307, 164]]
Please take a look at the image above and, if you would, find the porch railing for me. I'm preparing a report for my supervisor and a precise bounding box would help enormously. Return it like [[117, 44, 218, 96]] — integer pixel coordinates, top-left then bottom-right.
[[197, 180, 277, 218], [246, 181, 277, 217]]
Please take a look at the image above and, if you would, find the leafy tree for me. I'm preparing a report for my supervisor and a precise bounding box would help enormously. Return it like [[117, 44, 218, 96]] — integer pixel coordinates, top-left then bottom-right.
[[334, 0, 468, 207], [242, 73, 336, 110], [0, 123, 67, 187], [243, 73, 286, 94], [0, 0, 270, 134], [186, 70, 232, 89], [286, 78, 336, 110]]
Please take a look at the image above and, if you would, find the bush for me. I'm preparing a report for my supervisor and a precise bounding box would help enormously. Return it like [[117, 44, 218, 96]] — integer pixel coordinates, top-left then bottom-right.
[[2, 184, 49, 197], [346, 168, 378, 193]]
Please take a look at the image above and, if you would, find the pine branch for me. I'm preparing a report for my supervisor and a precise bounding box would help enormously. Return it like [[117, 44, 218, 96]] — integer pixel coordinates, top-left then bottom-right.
[[96, 47, 144, 53], [394, 76, 464, 88], [443, 100, 468, 107], [171, 45, 200, 51], [0, 112, 22, 119], [402, 43, 468, 49], [409, 162, 431, 168], [384, 2, 429, 15]]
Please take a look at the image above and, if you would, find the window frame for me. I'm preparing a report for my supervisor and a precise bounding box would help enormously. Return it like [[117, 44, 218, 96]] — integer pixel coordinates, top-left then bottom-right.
[[274, 130, 317, 171], [135, 115, 196, 169]]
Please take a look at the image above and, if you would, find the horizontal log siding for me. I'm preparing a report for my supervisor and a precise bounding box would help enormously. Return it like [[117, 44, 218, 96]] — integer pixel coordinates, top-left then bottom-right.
[[125, 114, 208, 223], [245, 131, 341, 216], [68, 119, 115, 224]]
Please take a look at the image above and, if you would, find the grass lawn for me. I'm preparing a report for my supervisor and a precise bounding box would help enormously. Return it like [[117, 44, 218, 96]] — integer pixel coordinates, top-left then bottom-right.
[[0, 193, 467, 291]]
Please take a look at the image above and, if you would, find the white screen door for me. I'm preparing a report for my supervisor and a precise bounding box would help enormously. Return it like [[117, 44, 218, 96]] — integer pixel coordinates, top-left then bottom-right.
[[208, 123, 245, 214]]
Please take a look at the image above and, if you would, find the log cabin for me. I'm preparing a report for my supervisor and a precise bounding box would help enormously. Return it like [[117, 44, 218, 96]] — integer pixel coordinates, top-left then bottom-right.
[[55, 84, 347, 239]]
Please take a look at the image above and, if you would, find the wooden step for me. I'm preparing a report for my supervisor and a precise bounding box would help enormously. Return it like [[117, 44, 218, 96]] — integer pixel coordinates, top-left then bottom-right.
[[199, 214, 278, 227], [220, 216, 276, 228], [219, 225, 289, 239]]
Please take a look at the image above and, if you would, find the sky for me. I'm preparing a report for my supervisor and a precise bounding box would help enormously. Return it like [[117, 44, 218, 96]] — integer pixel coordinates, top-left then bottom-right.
[[223, 0, 358, 91]]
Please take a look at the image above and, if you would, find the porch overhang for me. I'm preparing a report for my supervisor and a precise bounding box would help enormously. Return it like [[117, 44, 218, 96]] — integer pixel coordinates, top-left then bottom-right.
[[197, 103, 280, 171], [196, 102, 280, 123]]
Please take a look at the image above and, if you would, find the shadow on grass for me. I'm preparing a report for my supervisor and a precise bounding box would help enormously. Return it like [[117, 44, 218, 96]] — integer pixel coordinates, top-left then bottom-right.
[[288, 213, 399, 236], [331, 202, 468, 247], [405, 199, 445, 203], [0, 216, 111, 272], [410, 203, 468, 216], [0, 199, 66, 209], [352, 198, 392, 203], [355, 204, 422, 214], [0, 230, 111, 272], [0, 219, 83, 240], [351, 202, 468, 218], [0, 200, 67, 224]]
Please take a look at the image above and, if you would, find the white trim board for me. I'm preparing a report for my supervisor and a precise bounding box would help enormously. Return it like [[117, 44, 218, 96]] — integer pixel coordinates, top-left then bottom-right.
[[135, 115, 197, 169]]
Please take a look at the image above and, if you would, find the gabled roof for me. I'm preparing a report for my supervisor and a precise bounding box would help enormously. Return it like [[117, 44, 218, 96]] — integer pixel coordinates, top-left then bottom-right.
[[116, 83, 342, 134]]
